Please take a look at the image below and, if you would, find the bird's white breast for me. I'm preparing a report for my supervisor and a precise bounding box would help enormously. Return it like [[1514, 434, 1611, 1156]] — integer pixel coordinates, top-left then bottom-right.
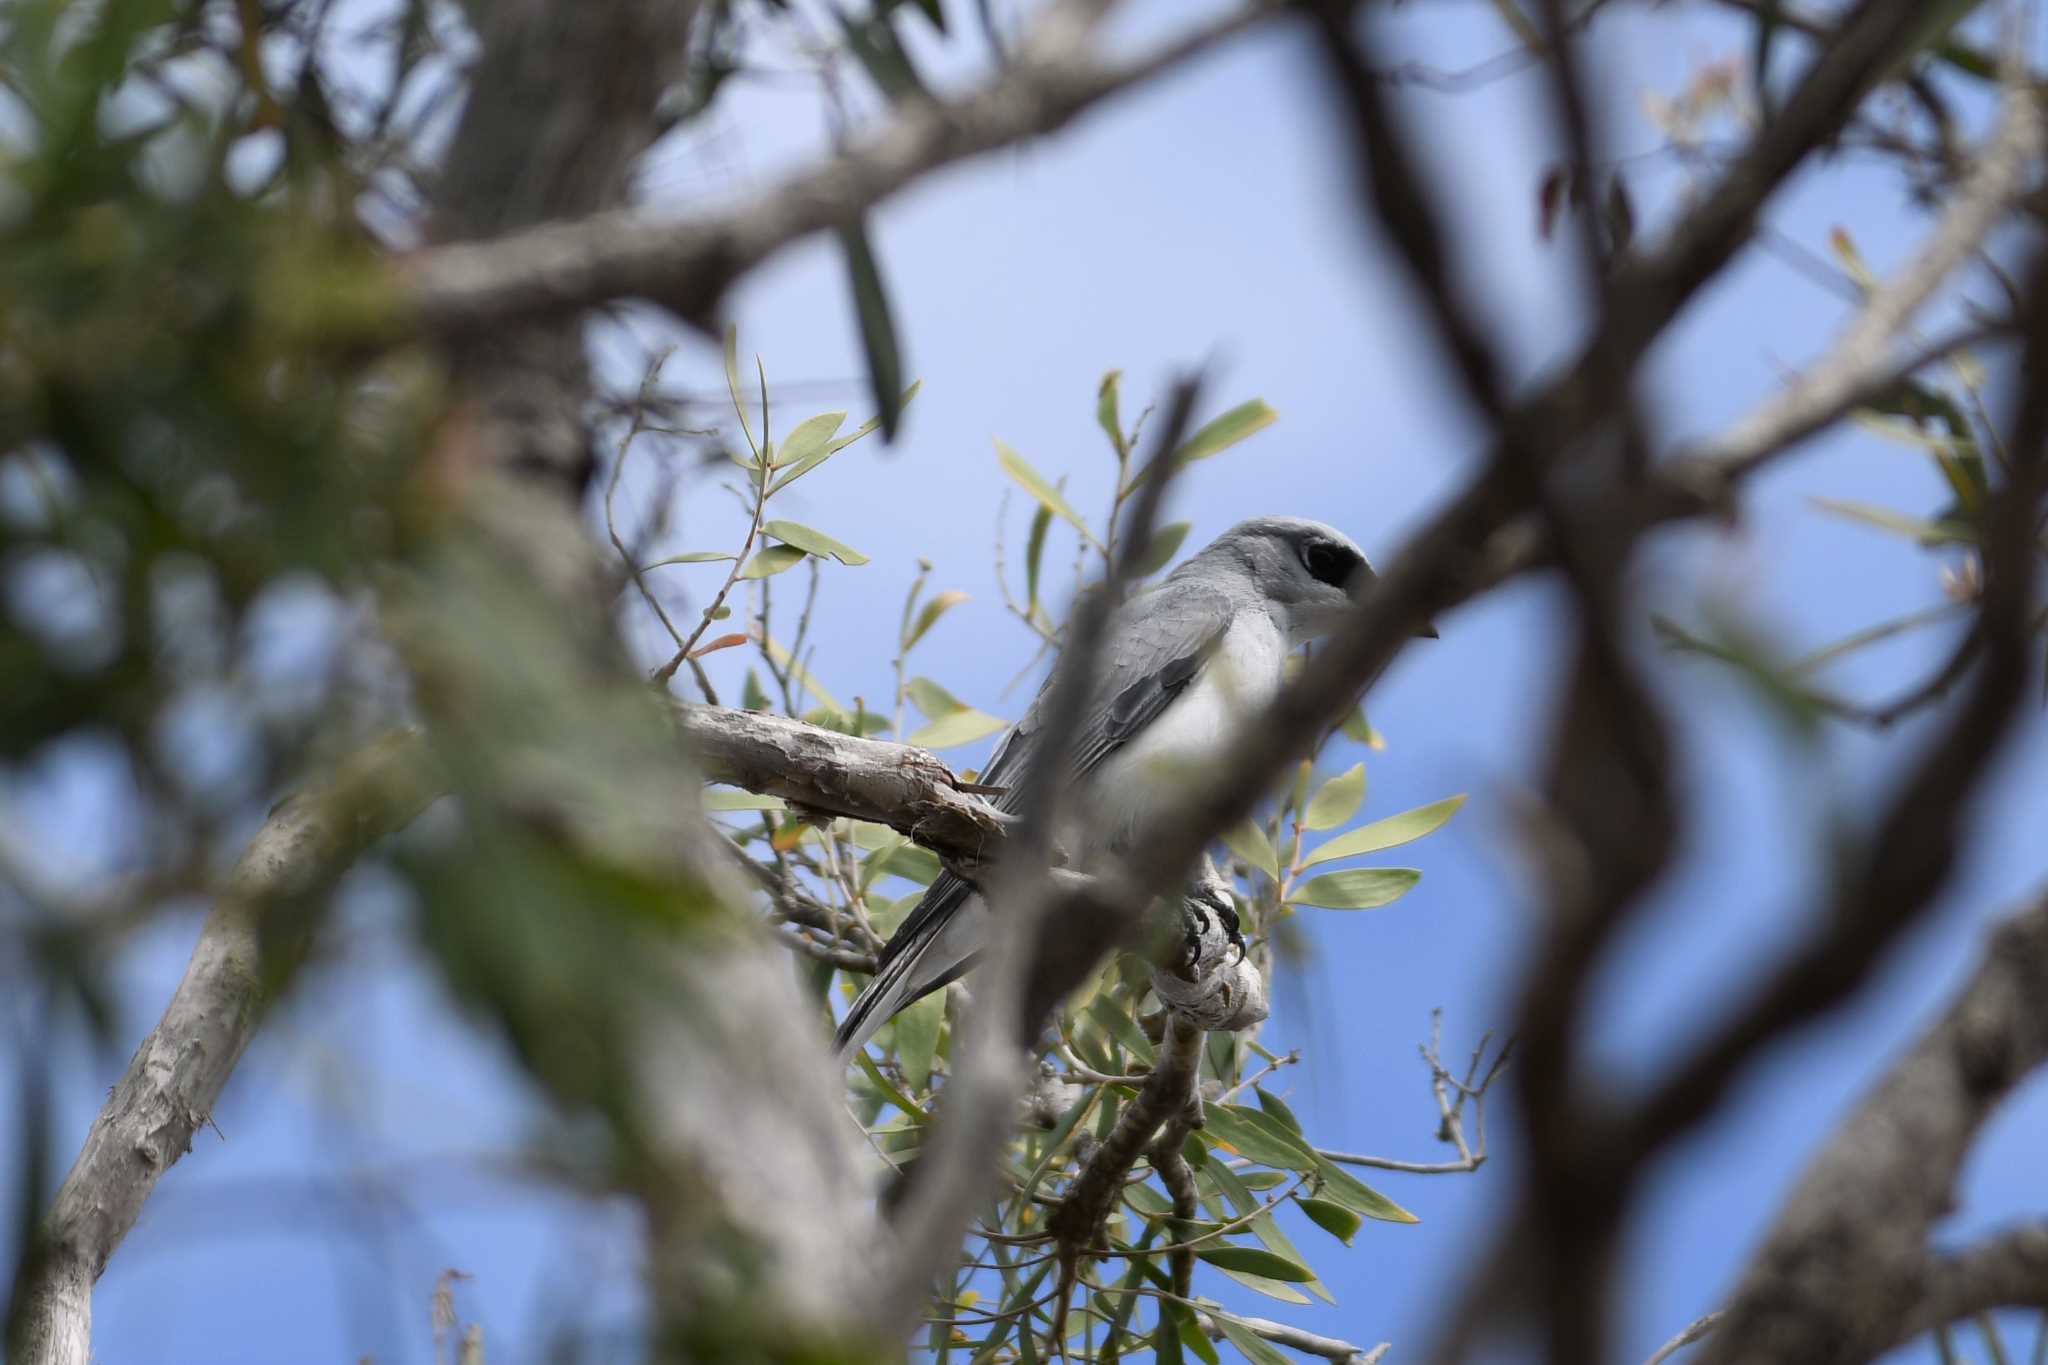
[[1079, 611, 1289, 851]]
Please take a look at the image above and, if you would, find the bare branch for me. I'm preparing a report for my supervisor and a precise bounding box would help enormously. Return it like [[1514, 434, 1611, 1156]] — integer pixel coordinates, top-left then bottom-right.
[[681, 703, 1009, 866]]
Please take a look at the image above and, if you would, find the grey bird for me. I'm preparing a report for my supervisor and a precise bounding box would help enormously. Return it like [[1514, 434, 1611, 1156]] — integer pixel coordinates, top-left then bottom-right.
[[834, 516, 1386, 1058]]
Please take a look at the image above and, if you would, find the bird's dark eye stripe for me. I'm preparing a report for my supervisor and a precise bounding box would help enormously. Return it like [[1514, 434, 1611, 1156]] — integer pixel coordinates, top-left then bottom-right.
[[1300, 540, 1360, 588]]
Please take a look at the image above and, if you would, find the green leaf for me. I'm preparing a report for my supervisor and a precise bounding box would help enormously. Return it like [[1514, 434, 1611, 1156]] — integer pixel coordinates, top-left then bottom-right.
[[741, 670, 770, 712], [1215, 1317, 1296, 1365], [764, 384, 918, 496], [1086, 997, 1156, 1067], [1316, 1157, 1418, 1224], [739, 544, 808, 579], [904, 590, 969, 652], [1209, 1266, 1311, 1306], [907, 709, 1007, 750], [1301, 763, 1365, 831], [1292, 868, 1420, 910], [1220, 820, 1280, 882], [867, 841, 942, 886], [853, 1048, 925, 1115], [906, 677, 968, 718], [1339, 703, 1384, 748], [1195, 1246, 1313, 1283], [703, 789, 787, 812], [1129, 521, 1190, 578], [761, 634, 842, 712], [1175, 399, 1277, 465], [840, 217, 906, 440], [763, 519, 870, 566], [1302, 796, 1465, 868], [895, 990, 945, 1093], [1300, 1197, 1363, 1246], [772, 412, 846, 469], [1098, 370, 1128, 460], [642, 550, 736, 568], [1170, 1304, 1221, 1365], [1254, 1087, 1301, 1134], [1202, 1104, 1316, 1172], [997, 440, 1098, 546], [1025, 503, 1052, 608], [1810, 497, 1977, 547], [724, 324, 758, 458]]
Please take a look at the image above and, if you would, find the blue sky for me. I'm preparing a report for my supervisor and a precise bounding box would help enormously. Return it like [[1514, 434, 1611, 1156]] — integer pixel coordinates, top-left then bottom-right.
[[7, 2, 2046, 1362]]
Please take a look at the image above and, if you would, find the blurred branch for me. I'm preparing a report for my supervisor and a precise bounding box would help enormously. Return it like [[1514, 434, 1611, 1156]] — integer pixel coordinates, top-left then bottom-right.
[[7, 733, 441, 1365], [1676, 74, 2044, 486], [1698, 893, 2048, 1364], [400, 1, 1287, 335]]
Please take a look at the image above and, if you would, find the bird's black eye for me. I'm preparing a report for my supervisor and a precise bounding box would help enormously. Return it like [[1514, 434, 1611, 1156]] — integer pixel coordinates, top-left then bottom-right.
[[1300, 540, 1362, 589]]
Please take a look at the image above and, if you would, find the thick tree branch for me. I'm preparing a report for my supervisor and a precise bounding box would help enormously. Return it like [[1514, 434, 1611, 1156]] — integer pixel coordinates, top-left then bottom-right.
[[1698, 894, 2048, 1365], [401, 1, 1288, 336], [680, 703, 1009, 867], [7, 733, 441, 1365]]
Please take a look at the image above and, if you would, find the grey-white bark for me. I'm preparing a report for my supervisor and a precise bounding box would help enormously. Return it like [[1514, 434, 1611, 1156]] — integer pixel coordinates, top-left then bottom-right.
[[10, 733, 440, 1365]]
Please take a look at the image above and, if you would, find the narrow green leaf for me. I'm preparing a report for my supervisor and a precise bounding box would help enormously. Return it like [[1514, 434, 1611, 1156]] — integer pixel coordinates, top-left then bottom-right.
[[906, 676, 968, 719], [739, 544, 808, 579], [1810, 497, 1977, 546], [1195, 1246, 1313, 1283], [1300, 1197, 1363, 1246], [1292, 868, 1421, 910], [1316, 1158, 1418, 1224], [997, 440, 1098, 546], [1202, 1104, 1315, 1172], [763, 383, 918, 496], [1302, 796, 1466, 868], [761, 634, 843, 711], [854, 1048, 925, 1117], [894, 991, 945, 1093], [904, 590, 969, 652], [1209, 1266, 1311, 1306], [642, 550, 736, 568], [1220, 820, 1280, 882], [868, 841, 942, 886], [764, 519, 870, 566], [1254, 1087, 1302, 1134], [1086, 997, 1157, 1067], [1174, 399, 1277, 465], [1215, 1316, 1296, 1365], [1025, 503, 1052, 607], [1170, 1304, 1221, 1365], [907, 709, 1007, 750], [1300, 763, 1365, 831], [724, 324, 757, 457], [703, 789, 787, 812], [741, 670, 770, 712], [1248, 1210, 1331, 1305], [772, 412, 846, 468], [1097, 370, 1128, 460], [1130, 521, 1191, 578], [840, 217, 906, 440]]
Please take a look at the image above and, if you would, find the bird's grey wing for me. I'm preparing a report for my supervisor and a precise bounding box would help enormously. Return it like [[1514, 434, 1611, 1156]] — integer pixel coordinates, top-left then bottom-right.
[[834, 578, 1237, 1056]]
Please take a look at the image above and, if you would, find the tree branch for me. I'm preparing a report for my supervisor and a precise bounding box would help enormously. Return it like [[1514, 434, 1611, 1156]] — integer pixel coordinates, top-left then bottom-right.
[[7, 733, 441, 1365], [400, 1, 1288, 336], [1697, 894, 2048, 1364], [679, 702, 1009, 868]]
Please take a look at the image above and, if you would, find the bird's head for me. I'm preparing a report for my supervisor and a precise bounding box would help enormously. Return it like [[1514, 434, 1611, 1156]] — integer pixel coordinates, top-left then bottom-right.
[[1185, 516, 1381, 645]]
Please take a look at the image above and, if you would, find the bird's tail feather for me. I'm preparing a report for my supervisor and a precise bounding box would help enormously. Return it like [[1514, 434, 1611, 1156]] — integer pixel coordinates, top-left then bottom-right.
[[833, 908, 980, 1060]]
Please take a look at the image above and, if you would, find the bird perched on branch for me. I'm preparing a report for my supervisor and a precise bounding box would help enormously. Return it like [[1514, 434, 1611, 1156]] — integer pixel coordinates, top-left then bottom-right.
[[835, 516, 1404, 1058]]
